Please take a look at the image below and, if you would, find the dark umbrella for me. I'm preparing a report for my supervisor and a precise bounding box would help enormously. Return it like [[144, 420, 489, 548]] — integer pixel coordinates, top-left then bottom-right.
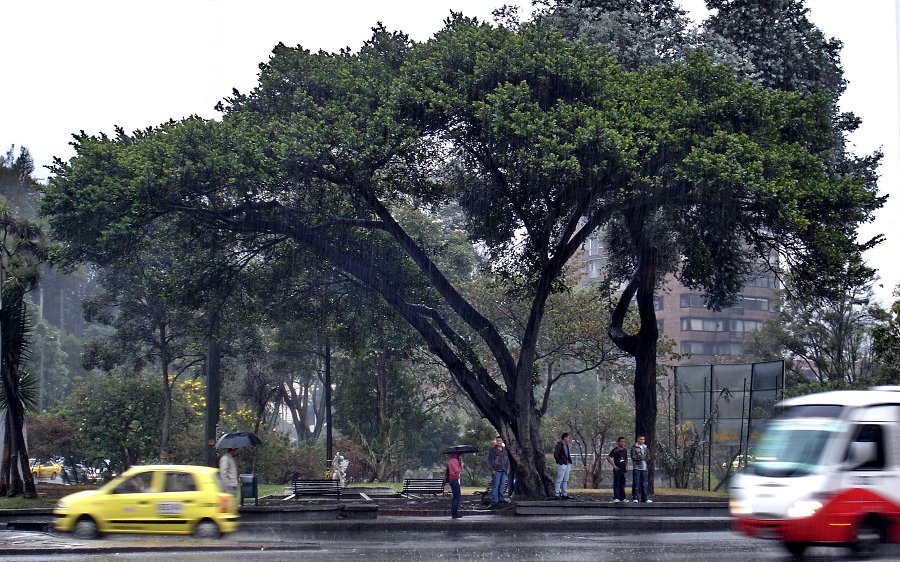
[[215, 431, 263, 449], [443, 444, 479, 455]]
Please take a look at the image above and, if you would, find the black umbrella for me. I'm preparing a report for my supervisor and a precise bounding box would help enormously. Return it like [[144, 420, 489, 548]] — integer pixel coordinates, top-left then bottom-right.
[[215, 431, 263, 449], [443, 444, 479, 455]]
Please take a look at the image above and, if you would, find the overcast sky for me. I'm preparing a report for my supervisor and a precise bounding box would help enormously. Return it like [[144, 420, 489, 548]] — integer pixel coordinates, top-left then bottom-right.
[[3, 0, 897, 305]]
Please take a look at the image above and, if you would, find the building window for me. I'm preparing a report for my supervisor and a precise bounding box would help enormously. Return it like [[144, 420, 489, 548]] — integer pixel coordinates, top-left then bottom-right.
[[680, 318, 723, 332], [680, 341, 744, 356], [680, 318, 765, 334], [744, 275, 778, 289], [679, 294, 706, 308], [739, 296, 770, 311], [730, 319, 763, 333], [654, 296, 664, 310]]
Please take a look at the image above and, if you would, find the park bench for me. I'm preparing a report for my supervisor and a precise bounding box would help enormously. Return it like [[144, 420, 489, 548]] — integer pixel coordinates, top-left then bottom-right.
[[401, 478, 446, 496], [286, 479, 342, 500]]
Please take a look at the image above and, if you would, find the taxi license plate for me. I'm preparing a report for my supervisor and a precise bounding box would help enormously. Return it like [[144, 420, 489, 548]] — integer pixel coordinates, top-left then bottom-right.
[[157, 502, 184, 515]]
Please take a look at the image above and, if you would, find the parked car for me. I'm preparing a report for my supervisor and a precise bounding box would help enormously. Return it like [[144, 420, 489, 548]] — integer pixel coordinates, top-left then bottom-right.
[[30, 459, 62, 479], [52, 464, 238, 539]]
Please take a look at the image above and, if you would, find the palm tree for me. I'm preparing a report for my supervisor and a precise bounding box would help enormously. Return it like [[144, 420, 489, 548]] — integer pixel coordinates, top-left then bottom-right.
[[0, 197, 48, 497]]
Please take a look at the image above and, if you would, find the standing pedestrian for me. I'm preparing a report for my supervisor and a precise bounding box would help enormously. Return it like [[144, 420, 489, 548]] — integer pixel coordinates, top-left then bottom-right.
[[448, 452, 464, 518], [219, 448, 239, 494], [553, 432, 573, 499], [631, 435, 652, 503], [487, 435, 510, 504], [606, 437, 628, 503]]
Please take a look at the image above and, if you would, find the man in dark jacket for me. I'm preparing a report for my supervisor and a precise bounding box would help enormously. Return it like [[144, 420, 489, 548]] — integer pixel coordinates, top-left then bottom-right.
[[553, 432, 573, 499], [487, 435, 510, 504], [607, 436, 628, 502]]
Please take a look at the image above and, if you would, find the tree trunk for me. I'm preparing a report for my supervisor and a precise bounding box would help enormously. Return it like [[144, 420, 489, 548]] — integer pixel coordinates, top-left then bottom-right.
[[487, 403, 553, 499], [0, 422, 10, 495], [607, 233, 660, 495], [324, 338, 332, 462], [633, 250, 659, 494], [204, 309, 221, 468], [159, 322, 171, 463]]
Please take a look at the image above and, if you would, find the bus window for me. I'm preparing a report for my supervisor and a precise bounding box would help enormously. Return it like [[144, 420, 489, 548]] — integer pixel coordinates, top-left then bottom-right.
[[846, 424, 885, 471]]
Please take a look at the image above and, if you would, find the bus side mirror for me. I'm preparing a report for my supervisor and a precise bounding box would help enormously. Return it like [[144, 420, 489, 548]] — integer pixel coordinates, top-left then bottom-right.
[[848, 441, 877, 468]]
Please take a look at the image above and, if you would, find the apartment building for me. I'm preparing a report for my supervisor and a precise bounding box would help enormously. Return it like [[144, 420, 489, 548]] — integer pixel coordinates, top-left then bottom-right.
[[579, 233, 778, 365]]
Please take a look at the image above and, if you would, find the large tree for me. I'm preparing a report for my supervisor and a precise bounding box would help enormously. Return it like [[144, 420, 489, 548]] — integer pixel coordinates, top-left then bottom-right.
[[43, 19, 883, 497], [538, 0, 883, 487]]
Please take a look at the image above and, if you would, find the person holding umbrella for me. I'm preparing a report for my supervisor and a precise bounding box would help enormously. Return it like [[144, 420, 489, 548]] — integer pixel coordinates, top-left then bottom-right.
[[443, 445, 477, 518], [219, 448, 239, 494], [447, 452, 464, 519], [214, 431, 263, 495]]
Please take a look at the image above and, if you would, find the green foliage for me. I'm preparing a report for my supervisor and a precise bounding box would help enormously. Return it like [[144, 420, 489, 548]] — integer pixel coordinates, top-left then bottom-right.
[[26, 413, 80, 460], [544, 395, 632, 488], [0, 146, 41, 218], [873, 290, 900, 383], [24, 309, 70, 412], [64, 370, 165, 470], [704, 0, 845, 97], [539, 0, 693, 70], [743, 268, 884, 388], [252, 432, 322, 484]]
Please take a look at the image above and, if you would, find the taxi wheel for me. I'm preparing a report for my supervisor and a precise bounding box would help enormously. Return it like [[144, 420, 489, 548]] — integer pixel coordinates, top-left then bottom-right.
[[50, 472, 57, 480], [73, 516, 100, 540], [193, 519, 221, 539]]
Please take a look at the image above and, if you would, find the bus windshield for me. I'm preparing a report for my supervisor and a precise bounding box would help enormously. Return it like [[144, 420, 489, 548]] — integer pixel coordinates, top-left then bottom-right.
[[751, 418, 846, 477]]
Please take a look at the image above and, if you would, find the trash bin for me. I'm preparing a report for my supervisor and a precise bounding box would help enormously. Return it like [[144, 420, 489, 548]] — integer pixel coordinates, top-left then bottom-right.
[[239, 473, 258, 506]]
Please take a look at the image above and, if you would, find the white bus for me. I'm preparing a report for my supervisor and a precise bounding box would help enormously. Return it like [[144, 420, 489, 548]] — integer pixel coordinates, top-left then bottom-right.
[[729, 387, 900, 557]]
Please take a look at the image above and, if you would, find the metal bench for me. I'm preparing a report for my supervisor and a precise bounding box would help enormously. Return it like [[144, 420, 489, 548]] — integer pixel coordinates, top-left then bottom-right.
[[401, 478, 446, 496], [286, 479, 342, 500]]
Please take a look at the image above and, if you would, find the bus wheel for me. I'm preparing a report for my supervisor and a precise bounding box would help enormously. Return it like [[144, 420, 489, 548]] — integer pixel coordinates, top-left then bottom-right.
[[784, 542, 808, 557], [850, 515, 882, 557]]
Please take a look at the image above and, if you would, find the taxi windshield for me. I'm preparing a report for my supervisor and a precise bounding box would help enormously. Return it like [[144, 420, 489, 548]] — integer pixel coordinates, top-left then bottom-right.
[[751, 418, 846, 477]]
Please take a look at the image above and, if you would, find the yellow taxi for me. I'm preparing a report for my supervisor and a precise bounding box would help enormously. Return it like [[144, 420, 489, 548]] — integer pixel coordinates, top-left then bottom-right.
[[30, 459, 63, 479], [53, 464, 238, 539]]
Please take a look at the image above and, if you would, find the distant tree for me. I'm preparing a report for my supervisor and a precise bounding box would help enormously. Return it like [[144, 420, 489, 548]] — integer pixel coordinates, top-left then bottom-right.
[[25, 310, 69, 411], [26, 413, 80, 461], [743, 267, 884, 387], [703, 0, 845, 96], [66, 370, 164, 471], [546, 395, 632, 488], [80, 227, 206, 462], [538, 0, 693, 70], [872, 287, 900, 384], [0, 146, 40, 218]]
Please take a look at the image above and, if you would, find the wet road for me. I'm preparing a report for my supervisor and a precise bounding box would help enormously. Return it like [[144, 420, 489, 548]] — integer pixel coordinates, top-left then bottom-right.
[[4, 529, 900, 561]]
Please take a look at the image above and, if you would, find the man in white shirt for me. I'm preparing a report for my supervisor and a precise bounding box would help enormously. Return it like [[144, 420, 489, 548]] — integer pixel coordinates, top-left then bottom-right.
[[219, 448, 239, 493]]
